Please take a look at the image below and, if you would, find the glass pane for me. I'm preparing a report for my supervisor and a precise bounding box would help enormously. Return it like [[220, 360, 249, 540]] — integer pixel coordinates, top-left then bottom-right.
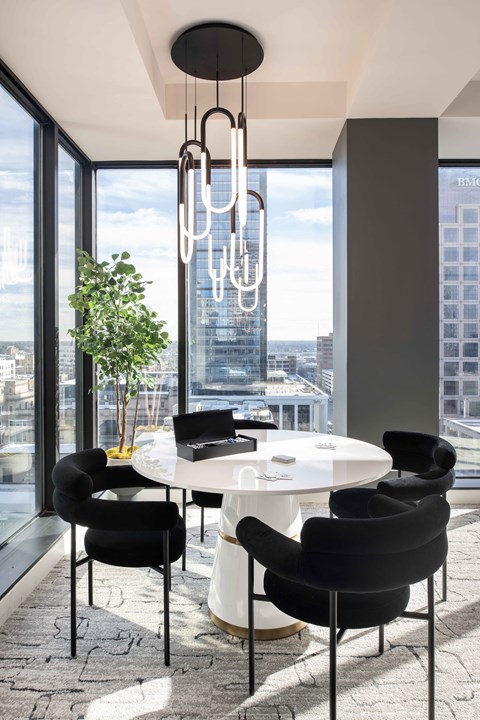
[[463, 285, 477, 301], [443, 247, 458, 262], [463, 226, 478, 243], [462, 207, 478, 224], [442, 227, 458, 242], [443, 266, 458, 281], [187, 167, 332, 433], [444, 381, 458, 396], [443, 285, 458, 300], [463, 266, 478, 281], [463, 323, 478, 339], [443, 304, 458, 319], [58, 147, 78, 456], [463, 246, 478, 262], [96, 168, 178, 448], [464, 304, 478, 320], [443, 323, 458, 339], [444, 362, 459, 377], [463, 342, 478, 357], [0, 85, 38, 543]]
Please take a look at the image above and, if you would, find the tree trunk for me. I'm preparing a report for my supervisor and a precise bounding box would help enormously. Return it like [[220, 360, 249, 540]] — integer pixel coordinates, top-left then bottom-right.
[[118, 379, 129, 454], [130, 383, 140, 450]]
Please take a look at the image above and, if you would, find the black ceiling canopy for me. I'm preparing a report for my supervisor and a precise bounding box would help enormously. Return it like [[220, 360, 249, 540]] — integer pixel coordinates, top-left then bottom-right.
[[171, 22, 264, 81]]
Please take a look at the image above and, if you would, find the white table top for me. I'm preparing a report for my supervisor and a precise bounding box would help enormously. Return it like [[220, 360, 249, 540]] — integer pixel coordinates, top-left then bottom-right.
[[132, 430, 392, 496]]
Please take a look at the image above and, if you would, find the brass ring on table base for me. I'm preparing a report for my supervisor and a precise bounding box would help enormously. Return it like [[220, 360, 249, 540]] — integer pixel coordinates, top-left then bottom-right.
[[209, 609, 306, 640], [218, 529, 300, 545]]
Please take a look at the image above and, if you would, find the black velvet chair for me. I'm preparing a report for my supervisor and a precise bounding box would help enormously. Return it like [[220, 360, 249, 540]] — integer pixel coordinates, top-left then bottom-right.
[[329, 430, 456, 600], [191, 419, 278, 542], [237, 494, 450, 720], [52, 448, 186, 665]]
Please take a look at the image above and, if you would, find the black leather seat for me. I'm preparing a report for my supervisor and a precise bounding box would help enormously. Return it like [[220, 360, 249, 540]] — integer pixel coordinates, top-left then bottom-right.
[[52, 448, 186, 665], [191, 419, 278, 541], [329, 430, 456, 599], [237, 494, 450, 720]]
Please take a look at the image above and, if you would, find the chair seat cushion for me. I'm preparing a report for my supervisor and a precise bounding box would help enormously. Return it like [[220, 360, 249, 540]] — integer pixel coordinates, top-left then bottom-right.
[[264, 570, 410, 629], [84, 516, 186, 567], [191, 490, 223, 509], [329, 488, 377, 518]]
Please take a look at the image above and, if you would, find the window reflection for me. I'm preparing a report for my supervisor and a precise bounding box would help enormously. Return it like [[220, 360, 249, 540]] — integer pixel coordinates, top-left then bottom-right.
[[0, 85, 38, 543]]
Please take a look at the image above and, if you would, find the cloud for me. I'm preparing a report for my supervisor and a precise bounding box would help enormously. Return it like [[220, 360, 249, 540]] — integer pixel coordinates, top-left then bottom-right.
[[267, 168, 332, 193], [288, 207, 333, 224]]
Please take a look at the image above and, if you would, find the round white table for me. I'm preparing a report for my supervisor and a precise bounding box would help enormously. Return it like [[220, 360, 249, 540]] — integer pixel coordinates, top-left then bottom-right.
[[132, 430, 392, 639]]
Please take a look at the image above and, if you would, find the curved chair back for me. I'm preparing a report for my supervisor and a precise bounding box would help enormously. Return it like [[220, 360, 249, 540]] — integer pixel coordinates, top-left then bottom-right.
[[53, 448, 179, 531], [383, 430, 456, 475], [298, 495, 450, 594]]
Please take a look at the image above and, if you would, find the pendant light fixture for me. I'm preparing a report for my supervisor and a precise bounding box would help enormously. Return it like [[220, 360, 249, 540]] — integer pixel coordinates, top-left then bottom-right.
[[171, 23, 264, 313]]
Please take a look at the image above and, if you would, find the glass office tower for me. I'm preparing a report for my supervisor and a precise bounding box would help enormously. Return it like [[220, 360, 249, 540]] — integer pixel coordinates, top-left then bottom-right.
[[188, 168, 268, 400], [439, 167, 480, 477]]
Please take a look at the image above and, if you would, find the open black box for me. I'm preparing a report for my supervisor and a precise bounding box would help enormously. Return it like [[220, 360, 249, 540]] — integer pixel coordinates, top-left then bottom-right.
[[172, 409, 257, 462]]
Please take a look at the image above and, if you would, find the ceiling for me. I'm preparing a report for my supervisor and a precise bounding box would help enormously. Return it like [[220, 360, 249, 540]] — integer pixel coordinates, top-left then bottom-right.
[[1, 0, 480, 160]]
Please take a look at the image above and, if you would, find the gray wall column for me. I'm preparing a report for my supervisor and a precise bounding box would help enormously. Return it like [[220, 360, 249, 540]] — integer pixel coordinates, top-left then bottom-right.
[[333, 119, 439, 446]]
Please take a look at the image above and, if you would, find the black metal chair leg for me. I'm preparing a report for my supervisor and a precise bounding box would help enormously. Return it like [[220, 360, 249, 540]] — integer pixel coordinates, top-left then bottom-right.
[[182, 489, 187, 571], [329, 590, 337, 720], [441, 493, 448, 601], [70, 523, 77, 657], [88, 560, 93, 606], [427, 575, 435, 720], [200, 507, 205, 542], [248, 553, 255, 696], [442, 559, 447, 602], [378, 624, 384, 655], [329, 490, 333, 518], [163, 530, 171, 666]]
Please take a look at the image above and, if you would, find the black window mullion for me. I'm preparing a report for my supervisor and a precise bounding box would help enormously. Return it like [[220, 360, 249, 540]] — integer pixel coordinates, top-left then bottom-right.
[[79, 164, 95, 448], [42, 123, 59, 511]]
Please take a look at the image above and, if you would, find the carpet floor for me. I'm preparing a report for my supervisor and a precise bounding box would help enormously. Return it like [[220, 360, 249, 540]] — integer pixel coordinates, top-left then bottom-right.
[[0, 504, 479, 720]]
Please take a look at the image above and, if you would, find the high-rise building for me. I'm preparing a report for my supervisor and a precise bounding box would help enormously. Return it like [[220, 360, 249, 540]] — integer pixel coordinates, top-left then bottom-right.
[[439, 199, 480, 435], [189, 168, 267, 396], [316, 332, 333, 390]]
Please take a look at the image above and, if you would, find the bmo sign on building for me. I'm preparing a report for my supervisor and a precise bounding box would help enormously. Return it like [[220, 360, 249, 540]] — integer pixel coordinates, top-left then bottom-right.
[[457, 177, 480, 186]]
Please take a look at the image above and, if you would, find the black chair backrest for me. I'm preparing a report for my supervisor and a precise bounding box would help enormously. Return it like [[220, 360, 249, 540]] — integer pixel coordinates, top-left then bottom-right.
[[299, 495, 450, 593], [52, 448, 178, 531], [234, 419, 278, 430], [383, 430, 456, 475]]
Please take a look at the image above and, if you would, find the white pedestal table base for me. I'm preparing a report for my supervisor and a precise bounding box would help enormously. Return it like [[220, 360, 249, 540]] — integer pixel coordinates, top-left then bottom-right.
[[207, 492, 306, 639]]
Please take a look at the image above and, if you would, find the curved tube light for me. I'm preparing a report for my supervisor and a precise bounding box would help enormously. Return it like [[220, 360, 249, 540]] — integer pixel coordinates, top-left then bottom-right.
[[201, 108, 237, 214]]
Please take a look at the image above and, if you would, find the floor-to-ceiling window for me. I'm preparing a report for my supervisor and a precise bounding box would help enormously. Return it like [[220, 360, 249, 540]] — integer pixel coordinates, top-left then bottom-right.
[[0, 84, 39, 543], [439, 165, 480, 482], [58, 146, 80, 456], [95, 167, 178, 448], [187, 165, 333, 432], [95, 164, 333, 443]]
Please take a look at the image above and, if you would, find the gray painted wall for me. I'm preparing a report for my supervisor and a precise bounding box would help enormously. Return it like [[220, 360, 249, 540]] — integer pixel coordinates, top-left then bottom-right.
[[333, 118, 439, 446]]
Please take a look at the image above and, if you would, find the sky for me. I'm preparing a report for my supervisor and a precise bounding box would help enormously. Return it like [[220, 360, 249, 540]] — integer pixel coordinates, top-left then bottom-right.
[[0, 82, 334, 343]]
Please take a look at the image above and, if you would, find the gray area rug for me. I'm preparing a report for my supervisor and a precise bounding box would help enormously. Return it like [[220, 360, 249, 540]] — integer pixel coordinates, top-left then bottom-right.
[[0, 504, 479, 720]]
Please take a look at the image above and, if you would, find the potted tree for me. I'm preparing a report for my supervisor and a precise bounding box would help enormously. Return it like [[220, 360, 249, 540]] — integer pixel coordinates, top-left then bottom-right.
[[68, 250, 170, 458]]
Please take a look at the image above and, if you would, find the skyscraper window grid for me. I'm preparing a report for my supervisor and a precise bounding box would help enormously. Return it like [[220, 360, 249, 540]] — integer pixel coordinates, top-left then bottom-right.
[[439, 167, 480, 480]]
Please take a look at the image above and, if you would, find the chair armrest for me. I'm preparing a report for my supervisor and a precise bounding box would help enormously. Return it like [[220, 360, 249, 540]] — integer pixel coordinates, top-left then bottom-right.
[[368, 494, 414, 517], [55, 493, 180, 532], [377, 470, 454, 501], [236, 516, 302, 581]]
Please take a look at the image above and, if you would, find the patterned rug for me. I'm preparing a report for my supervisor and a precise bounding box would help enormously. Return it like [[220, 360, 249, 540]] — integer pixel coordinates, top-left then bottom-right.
[[0, 504, 479, 720]]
